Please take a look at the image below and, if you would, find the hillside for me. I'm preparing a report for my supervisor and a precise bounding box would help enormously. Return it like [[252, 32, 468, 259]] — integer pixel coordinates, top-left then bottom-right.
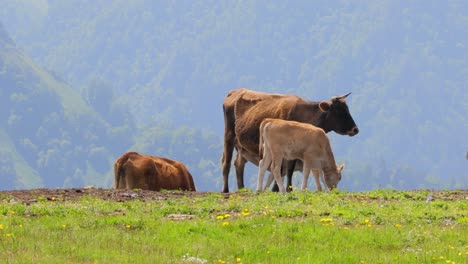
[[0, 2, 467, 191], [0, 23, 133, 189]]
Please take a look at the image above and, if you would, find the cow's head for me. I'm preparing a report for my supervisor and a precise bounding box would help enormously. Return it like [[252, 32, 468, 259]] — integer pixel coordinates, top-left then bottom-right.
[[324, 164, 345, 190], [319, 93, 359, 136]]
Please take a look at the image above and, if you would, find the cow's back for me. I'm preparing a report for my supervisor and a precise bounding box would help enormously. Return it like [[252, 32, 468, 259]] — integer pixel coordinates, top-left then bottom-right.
[[151, 156, 196, 191]]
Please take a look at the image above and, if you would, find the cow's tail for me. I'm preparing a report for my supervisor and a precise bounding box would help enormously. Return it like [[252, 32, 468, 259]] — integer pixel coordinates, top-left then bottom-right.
[[259, 119, 268, 159], [114, 161, 125, 189]]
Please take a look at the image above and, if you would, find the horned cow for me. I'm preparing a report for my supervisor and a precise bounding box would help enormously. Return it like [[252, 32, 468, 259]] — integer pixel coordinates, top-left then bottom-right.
[[221, 88, 358, 193]]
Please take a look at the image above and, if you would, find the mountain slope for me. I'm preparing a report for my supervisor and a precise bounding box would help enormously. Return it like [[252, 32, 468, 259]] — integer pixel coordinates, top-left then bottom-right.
[[0, 22, 135, 189]]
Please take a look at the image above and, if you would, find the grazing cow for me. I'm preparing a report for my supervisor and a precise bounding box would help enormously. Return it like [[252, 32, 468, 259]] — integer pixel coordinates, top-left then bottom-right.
[[114, 152, 196, 191], [221, 88, 358, 193], [257, 118, 344, 193]]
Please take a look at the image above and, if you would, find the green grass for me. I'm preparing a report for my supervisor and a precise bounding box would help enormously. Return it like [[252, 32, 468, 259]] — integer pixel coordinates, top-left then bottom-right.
[[1, 190, 467, 263]]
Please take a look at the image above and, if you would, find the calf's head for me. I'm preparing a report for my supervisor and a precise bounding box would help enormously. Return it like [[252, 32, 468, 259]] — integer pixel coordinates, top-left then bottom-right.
[[319, 93, 359, 136], [324, 164, 345, 190]]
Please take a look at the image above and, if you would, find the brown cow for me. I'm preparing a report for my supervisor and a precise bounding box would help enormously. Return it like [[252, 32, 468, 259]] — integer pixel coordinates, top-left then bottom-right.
[[257, 118, 344, 193], [221, 88, 358, 193], [114, 152, 196, 191]]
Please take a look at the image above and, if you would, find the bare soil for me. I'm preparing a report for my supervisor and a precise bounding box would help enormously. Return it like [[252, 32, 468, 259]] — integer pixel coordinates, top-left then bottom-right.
[[0, 188, 219, 204], [0, 188, 466, 205]]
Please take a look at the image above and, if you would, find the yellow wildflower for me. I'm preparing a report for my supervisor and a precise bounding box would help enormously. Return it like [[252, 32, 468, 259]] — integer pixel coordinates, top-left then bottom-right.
[[5, 234, 11, 237], [236, 257, 241, 262], [216, 215, 224, 220], [126, 225, 131, 229], [394, 224, 402, 228], [222, 221, 229, 226], [364, 219, 370, 224], [224, 214, 230, 219], [0, 224, 3, 231], [218, 260, 226, 264], [241, 209, 250, 217]]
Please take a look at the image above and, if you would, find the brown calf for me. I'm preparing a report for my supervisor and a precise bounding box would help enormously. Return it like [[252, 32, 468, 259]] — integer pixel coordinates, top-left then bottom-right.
[[257, 118, 344, 193]]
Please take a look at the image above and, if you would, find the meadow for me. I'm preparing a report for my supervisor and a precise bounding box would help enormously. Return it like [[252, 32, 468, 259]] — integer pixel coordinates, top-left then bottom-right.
[[0, 189, 467, 263]]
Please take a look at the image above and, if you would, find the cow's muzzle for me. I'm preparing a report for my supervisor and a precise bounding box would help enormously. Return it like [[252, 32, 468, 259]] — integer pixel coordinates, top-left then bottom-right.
[[348, 126, 359, 136]]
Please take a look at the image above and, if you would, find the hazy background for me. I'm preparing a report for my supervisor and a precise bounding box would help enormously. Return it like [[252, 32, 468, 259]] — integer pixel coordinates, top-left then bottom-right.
[[0, 0, 466, 191]]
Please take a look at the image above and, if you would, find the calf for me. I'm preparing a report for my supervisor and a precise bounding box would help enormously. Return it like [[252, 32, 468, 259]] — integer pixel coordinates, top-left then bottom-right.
[[257, 118, 344, 193]]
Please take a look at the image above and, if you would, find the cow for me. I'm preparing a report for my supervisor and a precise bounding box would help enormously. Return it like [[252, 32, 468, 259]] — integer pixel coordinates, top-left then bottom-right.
[[257, 118, 344, 193], [114, 152, 196, 191], [221, 88, 358, 193]]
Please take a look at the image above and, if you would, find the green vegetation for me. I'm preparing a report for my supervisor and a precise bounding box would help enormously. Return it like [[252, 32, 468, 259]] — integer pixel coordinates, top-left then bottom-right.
[[1, 190, 467, 263]]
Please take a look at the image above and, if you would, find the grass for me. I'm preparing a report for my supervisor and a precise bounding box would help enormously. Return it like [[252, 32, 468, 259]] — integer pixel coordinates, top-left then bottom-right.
[[0, 190, 467, 263]]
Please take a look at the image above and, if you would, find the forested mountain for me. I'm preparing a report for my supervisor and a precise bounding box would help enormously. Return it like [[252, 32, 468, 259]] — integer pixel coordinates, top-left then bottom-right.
[[0, 1, 466, 191], [0, 23, 133, 188]]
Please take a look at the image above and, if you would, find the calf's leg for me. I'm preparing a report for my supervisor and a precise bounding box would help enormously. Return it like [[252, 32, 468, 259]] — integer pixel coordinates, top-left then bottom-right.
[[271, 157, 286, 193], [257, 152, 272, 192], [301, 161, 312, 191], [312, 168, 322, 192]]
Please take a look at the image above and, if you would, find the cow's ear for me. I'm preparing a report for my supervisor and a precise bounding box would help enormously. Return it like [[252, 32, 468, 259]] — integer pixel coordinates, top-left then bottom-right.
[[319, 101, 331, 112], [338, 164, 345, 172]]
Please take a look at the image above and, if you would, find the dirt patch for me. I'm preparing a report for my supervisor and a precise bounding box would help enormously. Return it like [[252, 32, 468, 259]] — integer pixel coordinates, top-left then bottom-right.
[[0, 188, 466, 205], [0, 188, 222, 204]]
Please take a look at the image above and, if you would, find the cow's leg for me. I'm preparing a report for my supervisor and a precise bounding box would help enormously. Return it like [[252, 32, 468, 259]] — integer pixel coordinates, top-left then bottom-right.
[[271, 157, 286, 193], [271, 180, 280, 192], [312, 168, 323, 192], [234, 151, 247, 190], [257, 152, 271, 192], [285, 160, 296, 192], [221, 130, 235, 193]]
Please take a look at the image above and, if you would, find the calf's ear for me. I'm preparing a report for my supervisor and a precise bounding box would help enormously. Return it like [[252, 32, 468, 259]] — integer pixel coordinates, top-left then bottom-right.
[[319, 101, 331, 112], [338, 164, 345, 172]]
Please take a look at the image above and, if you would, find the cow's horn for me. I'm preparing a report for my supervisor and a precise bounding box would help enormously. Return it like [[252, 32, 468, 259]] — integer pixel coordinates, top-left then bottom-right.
[[341, 92, 352, 98]]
